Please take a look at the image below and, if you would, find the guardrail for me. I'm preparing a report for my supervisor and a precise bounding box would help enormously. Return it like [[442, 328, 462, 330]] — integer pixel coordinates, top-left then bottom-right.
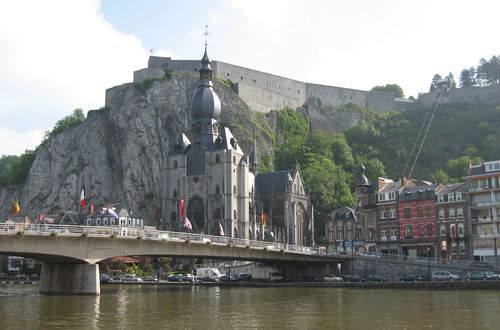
[[350, 251, 500, 270], [0, 223, 320, 256]]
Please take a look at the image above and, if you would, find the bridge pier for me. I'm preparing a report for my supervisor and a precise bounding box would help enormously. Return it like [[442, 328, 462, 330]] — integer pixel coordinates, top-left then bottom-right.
[[40, 264, 100, 295]]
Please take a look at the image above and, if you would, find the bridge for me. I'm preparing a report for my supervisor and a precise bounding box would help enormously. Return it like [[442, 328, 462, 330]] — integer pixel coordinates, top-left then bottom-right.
[[0, 223, 345, 295]]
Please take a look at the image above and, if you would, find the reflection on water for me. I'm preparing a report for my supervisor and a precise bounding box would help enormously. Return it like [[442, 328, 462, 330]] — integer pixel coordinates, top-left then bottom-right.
[[1, 283, 500, 329]]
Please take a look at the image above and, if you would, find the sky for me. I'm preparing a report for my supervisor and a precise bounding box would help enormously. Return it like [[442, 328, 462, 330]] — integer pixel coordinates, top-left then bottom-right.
[[0, 0, 499, 156]]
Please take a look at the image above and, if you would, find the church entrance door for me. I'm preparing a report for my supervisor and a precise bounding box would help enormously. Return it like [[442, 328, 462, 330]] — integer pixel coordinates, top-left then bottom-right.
[[187, 195, 205, 233]]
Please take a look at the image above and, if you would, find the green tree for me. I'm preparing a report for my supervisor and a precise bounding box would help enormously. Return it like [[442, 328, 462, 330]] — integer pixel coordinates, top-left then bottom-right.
[[431, 170, 451, 184], [370, 84, 404, 98], [43, 108, 86, 141], [446, 156, 482, 180], [430, 74, 442, 91], [459, 68, 474, 88]]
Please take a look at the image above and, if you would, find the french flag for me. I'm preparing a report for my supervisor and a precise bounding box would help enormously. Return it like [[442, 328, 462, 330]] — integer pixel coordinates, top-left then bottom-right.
[[80, 186, 86, 209], [108, 208, 119, 219]]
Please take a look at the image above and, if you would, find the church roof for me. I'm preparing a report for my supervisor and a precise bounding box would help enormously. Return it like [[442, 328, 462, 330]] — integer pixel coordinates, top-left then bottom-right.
[[255, 170, 295, 196]]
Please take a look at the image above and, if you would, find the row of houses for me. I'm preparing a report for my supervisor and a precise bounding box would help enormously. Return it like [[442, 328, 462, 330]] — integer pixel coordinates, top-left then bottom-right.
[[325, 159, 500, 264]]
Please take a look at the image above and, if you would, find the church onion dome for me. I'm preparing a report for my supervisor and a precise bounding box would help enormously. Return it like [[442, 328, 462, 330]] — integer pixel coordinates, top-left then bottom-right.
[[191, 48, 221, 120], [355, 164, 369, 186]]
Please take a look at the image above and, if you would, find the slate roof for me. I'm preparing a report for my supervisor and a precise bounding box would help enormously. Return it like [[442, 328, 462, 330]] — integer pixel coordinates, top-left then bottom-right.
[[436, 182, 467, 195], [255, 170, 294, 196], [398, 183, 441, 202]]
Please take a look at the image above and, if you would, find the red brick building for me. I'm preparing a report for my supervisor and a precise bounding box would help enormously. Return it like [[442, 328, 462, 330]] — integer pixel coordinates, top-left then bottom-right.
[[398, 184, 443, 258]]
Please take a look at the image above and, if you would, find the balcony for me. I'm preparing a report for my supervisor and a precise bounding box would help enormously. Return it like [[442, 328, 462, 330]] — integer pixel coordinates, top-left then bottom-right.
[[390, 236, 398, 241], [380, 236, 387, 241]]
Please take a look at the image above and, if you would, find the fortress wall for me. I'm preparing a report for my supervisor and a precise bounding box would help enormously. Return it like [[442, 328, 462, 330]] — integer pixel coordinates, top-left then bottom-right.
[[237, 84, 305, 112], [133, 68, 165, 84], [305, 84, 369, 108], [418, 85, 500, 108], [142, 56, 406, 113]]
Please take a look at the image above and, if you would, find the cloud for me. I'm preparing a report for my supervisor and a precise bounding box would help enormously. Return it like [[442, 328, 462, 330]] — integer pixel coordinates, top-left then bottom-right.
[[0, 0, 154, 155], [0, 126, 45, 156], [210, 0, 500, 99]]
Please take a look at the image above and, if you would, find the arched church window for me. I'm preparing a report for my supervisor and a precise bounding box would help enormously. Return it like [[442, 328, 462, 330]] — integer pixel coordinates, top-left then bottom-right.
[[233, 156, 236, 164], [173, 189, 178, 198], [233, 210, 237, 220], [215, 185, 220, 195], [215, 154, 220, 163], [213, 123, 218, 134], [173, 160, 178, 169], [294, 184, 297, 193], [233, 185, 236, 195], [170, 212, 177, 222]]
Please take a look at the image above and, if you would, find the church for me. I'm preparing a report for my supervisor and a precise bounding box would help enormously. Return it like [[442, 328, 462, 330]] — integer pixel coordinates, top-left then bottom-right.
[[160, 46, 314, 246]]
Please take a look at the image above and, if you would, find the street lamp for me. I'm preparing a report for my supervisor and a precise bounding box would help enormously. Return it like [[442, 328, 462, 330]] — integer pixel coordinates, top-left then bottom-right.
[[427, 246, 431, 281]]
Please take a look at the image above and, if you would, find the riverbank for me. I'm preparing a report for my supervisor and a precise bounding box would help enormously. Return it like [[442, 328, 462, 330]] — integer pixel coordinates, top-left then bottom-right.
[[104, 280, 500, 290]]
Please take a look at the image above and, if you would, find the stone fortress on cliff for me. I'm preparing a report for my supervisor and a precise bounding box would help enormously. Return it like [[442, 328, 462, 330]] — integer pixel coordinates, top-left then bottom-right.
[[133, 56, 500, 114]]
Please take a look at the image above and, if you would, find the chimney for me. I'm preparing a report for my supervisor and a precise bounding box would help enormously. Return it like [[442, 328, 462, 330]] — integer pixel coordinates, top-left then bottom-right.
[[467, 163, 473, 176]]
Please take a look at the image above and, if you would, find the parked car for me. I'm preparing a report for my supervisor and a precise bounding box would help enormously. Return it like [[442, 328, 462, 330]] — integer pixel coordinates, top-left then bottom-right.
[[142, 275, 159, 282], [368, 274, 385, 282], [237, 273, 252, 281], [100, 274, 110, 283], [431, 271, 460, 281], [219, 274, 238, 282], [465, 272, 490, 281], [342, 275, 364, 282], [167, 274, 183, 282], [181, 274, 196, 283], [400, 273, 427, 282], [123, 274, 142, 282], [483, 271, 500, 280], [323, 275, 343, 282]]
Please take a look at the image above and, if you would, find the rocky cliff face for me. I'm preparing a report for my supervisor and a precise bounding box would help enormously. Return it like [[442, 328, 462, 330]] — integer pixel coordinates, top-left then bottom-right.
[[0, 74, 273, 223]]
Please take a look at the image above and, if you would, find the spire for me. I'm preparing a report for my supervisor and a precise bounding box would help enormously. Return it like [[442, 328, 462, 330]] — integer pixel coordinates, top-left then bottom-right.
[[200, 25, 212, 80], [355, 164, 369, 187], [250, 131, 258, 174]]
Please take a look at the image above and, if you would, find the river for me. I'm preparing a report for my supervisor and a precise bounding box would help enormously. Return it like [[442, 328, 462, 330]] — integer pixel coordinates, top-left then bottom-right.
[[1, 283, 500, 329]]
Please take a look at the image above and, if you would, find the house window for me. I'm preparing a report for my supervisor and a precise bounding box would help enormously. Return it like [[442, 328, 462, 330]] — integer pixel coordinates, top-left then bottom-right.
[[87, 218, 91, 226], [96, 218, 101, 226], [438, 195, 444, 203], [127, 218, 131, 226], [418, 224, 425, 236], [389, 208, 396, 218], [417, 207, 424, 218], [380, 210, 386, 219], [215, 154, 220, 163], [458, 224, 464, 235], [103, 218, 108, 226], [427, 223, 433, 236], [337, 230, 343, 240], [439, 208, 445, 219], [111, 218, 115, 225], [455, 192, 463, 201], [448, 193, 455, 202], [405, 225, 413, 239], [404, 208, 411, 219], [440, 224, 446, 235], [449, 208, 456, 218], [381, 229, 387, 239], [378, 193, 386, 202], [457, 208, 464, 218], [426, 205, 432, 217], [390, 228, 397, 238]]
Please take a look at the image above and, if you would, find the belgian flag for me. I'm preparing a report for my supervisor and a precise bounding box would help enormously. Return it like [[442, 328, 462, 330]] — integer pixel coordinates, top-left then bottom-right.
[[13, 200, 20, 216]]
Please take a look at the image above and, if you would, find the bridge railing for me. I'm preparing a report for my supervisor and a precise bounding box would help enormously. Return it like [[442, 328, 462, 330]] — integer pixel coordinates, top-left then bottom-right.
[[0, 223, 320, 255]]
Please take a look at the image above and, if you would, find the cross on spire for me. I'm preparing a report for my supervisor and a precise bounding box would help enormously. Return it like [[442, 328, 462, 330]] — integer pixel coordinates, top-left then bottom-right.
[[204, 25, 210, 48]]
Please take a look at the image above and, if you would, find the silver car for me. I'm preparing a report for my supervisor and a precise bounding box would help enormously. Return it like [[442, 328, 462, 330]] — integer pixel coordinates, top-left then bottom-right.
[[431, 271, 460, 281]]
